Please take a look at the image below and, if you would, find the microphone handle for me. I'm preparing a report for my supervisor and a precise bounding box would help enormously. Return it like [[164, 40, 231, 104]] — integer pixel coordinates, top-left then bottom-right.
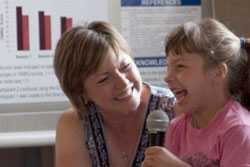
[[148, 131, 165, 146]]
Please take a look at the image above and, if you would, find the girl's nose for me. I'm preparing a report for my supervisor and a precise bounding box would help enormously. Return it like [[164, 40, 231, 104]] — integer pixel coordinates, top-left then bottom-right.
[[164, 68, 173, 85]]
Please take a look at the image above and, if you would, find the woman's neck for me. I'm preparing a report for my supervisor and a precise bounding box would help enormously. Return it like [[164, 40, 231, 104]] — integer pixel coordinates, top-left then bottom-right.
[[103, 111, 140, 130], [103, 84, 150, 128], [102, 86, 151, 167]]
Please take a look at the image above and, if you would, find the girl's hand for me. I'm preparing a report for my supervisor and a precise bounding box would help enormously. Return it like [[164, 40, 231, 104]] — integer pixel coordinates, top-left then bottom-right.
[[142, 146, 191, 167]]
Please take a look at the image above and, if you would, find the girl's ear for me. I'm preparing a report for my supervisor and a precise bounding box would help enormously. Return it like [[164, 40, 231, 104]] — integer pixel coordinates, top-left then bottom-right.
[[216, 63, 228, 79], [209, 63, 228, 81], [210, 63, 228, 82]]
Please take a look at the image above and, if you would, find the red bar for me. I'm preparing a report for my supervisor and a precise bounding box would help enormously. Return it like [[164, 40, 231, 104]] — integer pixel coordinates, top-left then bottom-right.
[[61, 17, 72, 35], [16, 6, 23, 50], [66, 18, 72, 31], [22, 15, 30, 50], [39, 11, 45, 50], [44, 15, 51, 50], [60, 17, 67, 35]]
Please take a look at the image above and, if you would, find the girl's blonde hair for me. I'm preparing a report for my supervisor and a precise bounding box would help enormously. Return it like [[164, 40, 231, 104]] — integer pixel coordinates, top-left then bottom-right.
[[165, 18, 250, 110]]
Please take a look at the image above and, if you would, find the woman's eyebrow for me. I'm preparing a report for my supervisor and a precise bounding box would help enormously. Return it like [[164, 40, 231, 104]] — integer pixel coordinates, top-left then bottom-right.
[[95, 72, 109, 77]]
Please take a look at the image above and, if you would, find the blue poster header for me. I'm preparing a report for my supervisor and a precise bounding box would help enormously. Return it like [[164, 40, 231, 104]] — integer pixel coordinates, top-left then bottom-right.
[[134, 56, 166, 67], [121, 0, 201, 7]]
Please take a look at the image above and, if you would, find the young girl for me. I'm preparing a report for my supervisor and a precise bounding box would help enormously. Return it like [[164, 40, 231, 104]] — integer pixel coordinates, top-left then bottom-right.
[[142, 18, 250, 167]]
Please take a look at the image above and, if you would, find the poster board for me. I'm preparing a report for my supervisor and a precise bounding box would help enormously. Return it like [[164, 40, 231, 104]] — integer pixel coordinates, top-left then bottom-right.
[[0, 0, 109, 113], [121, 0, 202, 87]]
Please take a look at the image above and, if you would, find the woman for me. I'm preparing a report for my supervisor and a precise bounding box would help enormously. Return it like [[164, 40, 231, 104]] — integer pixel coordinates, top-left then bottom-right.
[[53, 21, 175, 167]]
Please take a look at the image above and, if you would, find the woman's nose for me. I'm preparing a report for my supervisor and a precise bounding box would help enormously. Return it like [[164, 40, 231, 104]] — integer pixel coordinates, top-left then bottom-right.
[[114, 72, 129, 89]]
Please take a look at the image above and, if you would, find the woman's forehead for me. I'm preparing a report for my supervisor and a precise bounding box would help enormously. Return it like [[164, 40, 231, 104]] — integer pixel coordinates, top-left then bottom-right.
[[95, 50, 131, 73]]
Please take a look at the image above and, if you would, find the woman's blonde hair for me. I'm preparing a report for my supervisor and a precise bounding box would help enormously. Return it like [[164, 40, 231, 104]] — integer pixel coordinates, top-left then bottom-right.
[[54, 21, 130, 111]]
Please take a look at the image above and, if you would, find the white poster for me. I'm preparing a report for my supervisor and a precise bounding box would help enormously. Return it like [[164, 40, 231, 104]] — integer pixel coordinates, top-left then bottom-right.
[[121, 0, 201, 87], [0, 0, 108, 104]]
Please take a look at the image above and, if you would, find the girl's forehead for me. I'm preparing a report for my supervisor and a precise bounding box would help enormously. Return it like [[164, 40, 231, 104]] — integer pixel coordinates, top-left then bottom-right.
[[167, 52, 204, 64], [167, 52, 190, 62]]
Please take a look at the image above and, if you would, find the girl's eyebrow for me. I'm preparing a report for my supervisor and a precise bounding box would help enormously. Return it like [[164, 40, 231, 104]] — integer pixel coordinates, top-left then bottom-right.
[[167, 57, 182, 66], [167, 55, 192, 66]]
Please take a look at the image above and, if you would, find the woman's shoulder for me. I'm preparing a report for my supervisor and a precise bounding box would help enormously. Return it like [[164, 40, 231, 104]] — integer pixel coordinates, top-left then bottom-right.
[[57, 107, 81, 129], [56, 107, 84, 144], [56, 106, 88, 142], [55, 108, 91, 167]]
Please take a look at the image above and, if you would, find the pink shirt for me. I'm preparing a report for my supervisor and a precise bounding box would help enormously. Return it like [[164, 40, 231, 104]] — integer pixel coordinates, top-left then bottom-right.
[[165, 100, 250, 167]]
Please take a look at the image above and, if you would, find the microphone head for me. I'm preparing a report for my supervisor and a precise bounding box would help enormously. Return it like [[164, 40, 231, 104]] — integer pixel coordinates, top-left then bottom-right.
[[146, 108, 169, 133]]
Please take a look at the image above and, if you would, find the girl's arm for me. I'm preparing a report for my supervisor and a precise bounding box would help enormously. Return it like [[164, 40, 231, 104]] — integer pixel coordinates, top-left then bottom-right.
[[142, 146, 191, 167]]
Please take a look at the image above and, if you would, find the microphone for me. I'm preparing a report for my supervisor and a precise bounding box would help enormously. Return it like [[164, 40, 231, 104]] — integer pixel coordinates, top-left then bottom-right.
[[146, 108, 169, 146]]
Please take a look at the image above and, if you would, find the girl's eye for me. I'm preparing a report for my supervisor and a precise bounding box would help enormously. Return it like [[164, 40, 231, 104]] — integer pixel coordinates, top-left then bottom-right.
[[176, 64, 185, 69], [120, 63, 131, 72]]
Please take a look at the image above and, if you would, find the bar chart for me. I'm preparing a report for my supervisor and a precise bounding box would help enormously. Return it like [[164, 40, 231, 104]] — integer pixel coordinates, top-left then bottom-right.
[[2, 0, 109, 54], [16, 6, 30, 50], [16, 7, 73, 51], [0, 0, 109, 104]]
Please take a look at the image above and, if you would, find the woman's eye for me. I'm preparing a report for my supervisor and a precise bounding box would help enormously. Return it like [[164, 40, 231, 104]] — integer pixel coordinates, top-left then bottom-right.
[[121, 63, 131, 72], [97, 77, 109, 84]]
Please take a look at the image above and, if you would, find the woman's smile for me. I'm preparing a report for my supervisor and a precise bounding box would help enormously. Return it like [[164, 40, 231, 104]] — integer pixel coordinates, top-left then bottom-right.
[[114, 86, 134, 101]]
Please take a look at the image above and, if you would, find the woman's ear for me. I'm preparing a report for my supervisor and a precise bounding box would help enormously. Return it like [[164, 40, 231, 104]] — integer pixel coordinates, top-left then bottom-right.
[[83, 96, 89, 104]]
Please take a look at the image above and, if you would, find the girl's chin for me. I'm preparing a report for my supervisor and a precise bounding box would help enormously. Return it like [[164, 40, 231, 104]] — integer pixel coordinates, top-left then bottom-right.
[[174, 104, 190, 115]]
